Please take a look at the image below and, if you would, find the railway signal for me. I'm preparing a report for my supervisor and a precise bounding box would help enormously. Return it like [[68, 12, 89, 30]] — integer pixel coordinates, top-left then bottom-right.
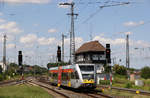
[[57, 46, 61, 62], [106, 44, 111, 63], [18, 51, 24, 80], [18, 51, 23, 66]]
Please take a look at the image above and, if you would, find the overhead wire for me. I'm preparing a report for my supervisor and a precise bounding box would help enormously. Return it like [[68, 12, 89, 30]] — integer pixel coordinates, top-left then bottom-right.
[[81, 0, 112, 24]]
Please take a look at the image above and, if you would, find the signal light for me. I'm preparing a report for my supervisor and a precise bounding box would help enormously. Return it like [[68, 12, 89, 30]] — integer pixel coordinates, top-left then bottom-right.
[[57, 46, 61, 62], [106, 44, 111, 63], [18, 51, 23, 66]]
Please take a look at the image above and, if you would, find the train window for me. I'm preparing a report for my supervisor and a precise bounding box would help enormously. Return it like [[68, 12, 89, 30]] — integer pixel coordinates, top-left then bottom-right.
[[71, 72, 75, 79], [75, 71, 79, 79], [82, 74, 94, 79], [62, 72, 69, 80], [71, 71, 79, 79], [79, 66, 94, 71], [53, 73, 58, 79]]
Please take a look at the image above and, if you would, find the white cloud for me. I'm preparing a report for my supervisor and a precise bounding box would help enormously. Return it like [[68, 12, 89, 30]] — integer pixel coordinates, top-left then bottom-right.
[[75, 37, 84, 48], [33, 23, 39, 27], [7, 35, 15, 42], [0, 21, 23, 34], [38, 37, 56, 45], [0, 35, 3, 43], [0, 12, 3, 16], [123, 21, 144, 27], [63, 37, 84, 49], [48, 28, 57, 33], [24, 51, 35, 56], [131, 40, 150, 48], [20, 34, 37, 44], [3, 0, 51, 4], [93, 34, 150, 48], [93, 35, 126, 45], [7, 43, 15, 49], [0, 19, 6, 23]]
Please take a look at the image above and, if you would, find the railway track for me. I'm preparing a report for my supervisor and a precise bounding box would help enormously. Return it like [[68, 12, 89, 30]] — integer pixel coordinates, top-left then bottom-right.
[[0, 80, 22, 86], [98, 85, 150, 96], [0, 77, 35, 87], [0, 80, 15, 85], [89, 90, 113, 98], [27, 79, 70, 98], [37, 77, 113, 98]]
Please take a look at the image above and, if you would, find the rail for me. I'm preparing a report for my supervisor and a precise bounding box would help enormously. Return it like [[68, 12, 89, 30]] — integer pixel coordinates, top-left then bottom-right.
[[98, 85, 150, 96], [28, 80, 69, 98]]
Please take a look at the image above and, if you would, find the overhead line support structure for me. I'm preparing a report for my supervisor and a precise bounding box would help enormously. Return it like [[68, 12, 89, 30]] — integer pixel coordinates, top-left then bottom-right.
[[62, 33, 67, 62], [126, 34, 130, 69], [126, 34, 130, 80], [59, 2, 78, 64], [3, 34, 7, 72]]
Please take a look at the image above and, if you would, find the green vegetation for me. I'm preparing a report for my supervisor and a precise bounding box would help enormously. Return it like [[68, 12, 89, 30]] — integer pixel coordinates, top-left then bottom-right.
[[103, 64, 111, 73], [0, 63, 48, 81], [110, 75, 150, 91], [0, 84, 52, 98], [113, 64, 127, 76], [99, 80, 111, 85], [103, 89, 150, 98], [0, 66, 2, 74], [141, 66, 150, 79], [113, 75, 129, 84], [47, 62, 69, 69], [99, 65, 150, 91], [124, 82, 132, 88]]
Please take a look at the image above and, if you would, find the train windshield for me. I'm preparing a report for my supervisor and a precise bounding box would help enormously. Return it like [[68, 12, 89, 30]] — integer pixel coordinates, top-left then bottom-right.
[[79, 66, 94, 71], [82, 74, 94, 79]]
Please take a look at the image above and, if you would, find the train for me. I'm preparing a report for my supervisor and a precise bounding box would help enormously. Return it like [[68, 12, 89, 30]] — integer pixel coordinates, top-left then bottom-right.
[[49, 63, 96, 89]]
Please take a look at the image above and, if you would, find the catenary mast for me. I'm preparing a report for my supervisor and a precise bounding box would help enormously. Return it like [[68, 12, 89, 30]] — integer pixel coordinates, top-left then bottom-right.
[[59, 2, 78, 64]]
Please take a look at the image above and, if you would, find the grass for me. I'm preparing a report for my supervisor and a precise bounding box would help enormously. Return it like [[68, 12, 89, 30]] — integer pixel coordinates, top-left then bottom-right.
[[111, 75, 150, 91], [103, 88, 150, 98], [0, 84, 52, 98]]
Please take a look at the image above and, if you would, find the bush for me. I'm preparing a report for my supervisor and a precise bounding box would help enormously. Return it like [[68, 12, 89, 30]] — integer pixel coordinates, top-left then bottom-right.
[[0, 74, 3, 81], [124, 82, 132, 88], [0, 66, 2, 74], [99, 80, 110, 85], [113, 64, 127, 76], [114, 75, 128, 84], [141, 66, 150, 79]]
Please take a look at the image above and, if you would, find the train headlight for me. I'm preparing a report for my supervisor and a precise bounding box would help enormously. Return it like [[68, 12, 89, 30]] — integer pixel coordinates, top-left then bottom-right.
[[83, 79, 94, 83]]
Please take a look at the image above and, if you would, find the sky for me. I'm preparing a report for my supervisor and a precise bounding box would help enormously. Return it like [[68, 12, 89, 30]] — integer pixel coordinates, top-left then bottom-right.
[[0, 0, 150, 69]]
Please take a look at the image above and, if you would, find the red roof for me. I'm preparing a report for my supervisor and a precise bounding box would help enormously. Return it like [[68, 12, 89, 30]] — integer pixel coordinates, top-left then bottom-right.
[[75, 41, 105, 54]]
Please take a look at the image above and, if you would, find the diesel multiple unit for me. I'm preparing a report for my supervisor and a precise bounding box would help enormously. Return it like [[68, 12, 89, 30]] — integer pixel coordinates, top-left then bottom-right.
[[49, 63, 96, 89]]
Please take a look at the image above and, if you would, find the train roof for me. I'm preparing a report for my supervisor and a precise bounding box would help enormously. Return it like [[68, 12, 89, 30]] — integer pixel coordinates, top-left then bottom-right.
[[49, 63, 95, 70], [49, 64, 75, 70]]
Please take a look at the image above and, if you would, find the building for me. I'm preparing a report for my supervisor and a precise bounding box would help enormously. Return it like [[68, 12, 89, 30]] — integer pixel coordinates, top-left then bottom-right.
[[130, 71, 141, 81], [75, 41, 111, 84], [75, 41, 106, 64]]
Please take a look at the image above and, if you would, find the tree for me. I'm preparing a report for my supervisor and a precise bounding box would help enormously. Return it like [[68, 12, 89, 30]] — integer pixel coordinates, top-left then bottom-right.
[[47, 62, 69, 69], [103, 64, 111, 73], [113, 64, 127, 75], [141, 66, 150, 79], [0, 65, 2, 74], [9, 63, 18, 68]]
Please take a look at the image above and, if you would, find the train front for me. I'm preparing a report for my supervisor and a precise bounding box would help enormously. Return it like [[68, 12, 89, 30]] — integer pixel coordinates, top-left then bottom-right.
[[78, 64, 96, 89]]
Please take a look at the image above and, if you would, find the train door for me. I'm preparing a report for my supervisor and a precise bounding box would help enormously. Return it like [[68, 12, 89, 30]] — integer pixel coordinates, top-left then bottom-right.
[[58, 66, 62, 87]]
